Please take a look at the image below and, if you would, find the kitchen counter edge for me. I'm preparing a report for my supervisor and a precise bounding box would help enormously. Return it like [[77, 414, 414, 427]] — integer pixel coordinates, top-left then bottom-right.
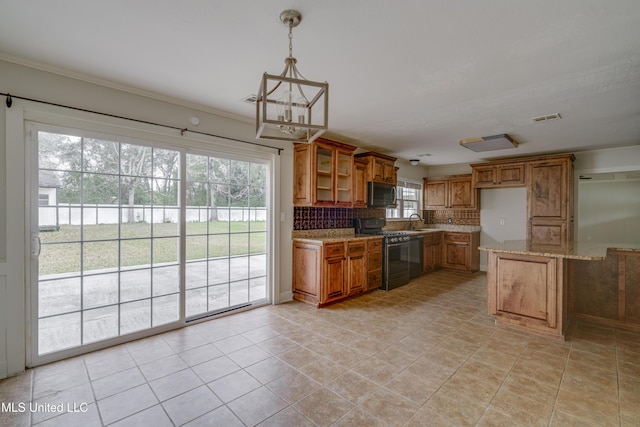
[[479, 240, 640, 260]]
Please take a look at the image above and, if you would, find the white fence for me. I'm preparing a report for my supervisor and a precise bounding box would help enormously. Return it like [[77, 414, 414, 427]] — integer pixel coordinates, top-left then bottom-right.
[[39, 204, 267, 227]]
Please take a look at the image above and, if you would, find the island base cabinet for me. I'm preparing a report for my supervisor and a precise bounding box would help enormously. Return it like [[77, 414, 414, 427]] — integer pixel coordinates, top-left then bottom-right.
[[487, 251, 568, 339]]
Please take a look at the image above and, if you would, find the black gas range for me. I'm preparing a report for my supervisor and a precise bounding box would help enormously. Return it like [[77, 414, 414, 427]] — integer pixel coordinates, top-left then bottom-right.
[[354, 218, 424, 290]]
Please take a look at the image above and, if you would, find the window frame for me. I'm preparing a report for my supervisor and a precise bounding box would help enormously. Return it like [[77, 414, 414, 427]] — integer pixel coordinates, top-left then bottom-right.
[[386, 178, 423, 219]]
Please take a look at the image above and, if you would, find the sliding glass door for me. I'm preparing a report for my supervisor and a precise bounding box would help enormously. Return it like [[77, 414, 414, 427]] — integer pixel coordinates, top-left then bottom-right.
[[30, 124, 270, 362], [185, 153, 268, 319]]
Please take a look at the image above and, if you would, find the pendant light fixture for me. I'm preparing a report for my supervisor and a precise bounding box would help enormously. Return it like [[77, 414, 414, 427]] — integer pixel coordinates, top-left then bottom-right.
[[256, 10, 328, 143]]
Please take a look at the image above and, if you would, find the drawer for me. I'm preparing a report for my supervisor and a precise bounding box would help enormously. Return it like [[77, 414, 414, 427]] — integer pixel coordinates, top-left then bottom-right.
[[368, 251, 382, 269], [348, 241, 366, 257], [367, 238, 383, 252], [444, 232, 470, 243], [324, 242, 345, 258], [423, 232, 442, 244], [368, 270, 382, 289]]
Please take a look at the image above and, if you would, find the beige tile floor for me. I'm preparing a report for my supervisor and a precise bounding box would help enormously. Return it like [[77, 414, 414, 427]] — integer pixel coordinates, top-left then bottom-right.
[[1, 269, 639, 426]]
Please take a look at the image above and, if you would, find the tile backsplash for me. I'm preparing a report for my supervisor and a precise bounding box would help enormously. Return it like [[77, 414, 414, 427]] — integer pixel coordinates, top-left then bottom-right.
[[425, 209, 480, 226], [293, 207, 386, 230], [293, 207, 479, 230]]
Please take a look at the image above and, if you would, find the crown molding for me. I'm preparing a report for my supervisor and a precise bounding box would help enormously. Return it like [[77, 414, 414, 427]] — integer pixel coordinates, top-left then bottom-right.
[[0, 52, 253, 125]]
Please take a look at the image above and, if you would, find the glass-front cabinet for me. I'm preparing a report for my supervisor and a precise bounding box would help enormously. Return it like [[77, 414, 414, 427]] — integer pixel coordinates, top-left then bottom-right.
[[293, 139, 355, 207]]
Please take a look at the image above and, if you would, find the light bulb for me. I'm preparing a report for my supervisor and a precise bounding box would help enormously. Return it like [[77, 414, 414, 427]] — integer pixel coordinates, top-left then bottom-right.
[[278, 90, 293, 122], [295, 97, 306, 124]]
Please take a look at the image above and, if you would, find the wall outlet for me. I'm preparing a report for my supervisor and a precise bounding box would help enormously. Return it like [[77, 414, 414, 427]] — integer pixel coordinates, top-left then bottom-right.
[[499, 218, 506, 226], [447, 218, 452, 224]]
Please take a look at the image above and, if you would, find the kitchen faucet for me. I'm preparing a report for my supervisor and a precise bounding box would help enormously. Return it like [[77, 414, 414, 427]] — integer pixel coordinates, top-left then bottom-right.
[[407, 213, 423, 230]]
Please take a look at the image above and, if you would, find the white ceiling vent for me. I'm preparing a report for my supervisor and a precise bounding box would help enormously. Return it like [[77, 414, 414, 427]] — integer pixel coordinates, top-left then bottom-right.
[[532, 113, 562, 122], [242, 94, 258, 104]]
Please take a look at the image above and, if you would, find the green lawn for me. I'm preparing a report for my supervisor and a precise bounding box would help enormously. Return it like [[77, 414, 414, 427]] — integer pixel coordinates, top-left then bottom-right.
[[39, 221, 266, 276]]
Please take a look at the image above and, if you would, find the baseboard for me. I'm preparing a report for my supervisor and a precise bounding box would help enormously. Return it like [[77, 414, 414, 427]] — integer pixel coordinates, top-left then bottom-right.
[[279, 290, 293, 304]]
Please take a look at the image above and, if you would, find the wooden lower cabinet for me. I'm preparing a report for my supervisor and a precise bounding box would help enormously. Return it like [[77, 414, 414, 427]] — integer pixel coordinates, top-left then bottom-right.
[[487, 251, 568, 339], [423, 232, 442, 273], [367, 239, 383, 291], [322, 243, 348, 303], [442, 231, 480, 271], [292, 238, 382, 307], [347, 241, 367, 295]]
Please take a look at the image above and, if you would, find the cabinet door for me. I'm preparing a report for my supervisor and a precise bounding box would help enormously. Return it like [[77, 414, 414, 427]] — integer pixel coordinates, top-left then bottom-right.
[[347, 241, 367, 295], [472, 166, 497, 188], [313, 145, 335, 206], [491, 253, 557, 327], [442, 232, 470, 270], [292, 242, 321, 305], [443, 241, 469, 269], [293, 144, 311, 205], [373, 158, 386, 181], [528, 160, 568, 221], [353, 159, 367, 208], [323, 256, 346, 303], [448, 177, 476, 209], [424, 180, 447, 209], [497, 163, 526, 186], [383, 161, 396, 183], [335, 149, 354, 207]]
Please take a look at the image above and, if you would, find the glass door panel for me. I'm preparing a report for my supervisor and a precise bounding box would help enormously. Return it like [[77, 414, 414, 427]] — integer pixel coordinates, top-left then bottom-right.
[[36, 130, 181, 356], [185, 154, 268, 319]]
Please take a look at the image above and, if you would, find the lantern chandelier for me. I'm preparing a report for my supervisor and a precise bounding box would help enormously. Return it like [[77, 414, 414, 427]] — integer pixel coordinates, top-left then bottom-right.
[[256, 9, 328, 143]]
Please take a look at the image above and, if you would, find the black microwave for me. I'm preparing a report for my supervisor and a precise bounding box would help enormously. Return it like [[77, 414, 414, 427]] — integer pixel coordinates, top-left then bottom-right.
[[367, 182, 397, 208]]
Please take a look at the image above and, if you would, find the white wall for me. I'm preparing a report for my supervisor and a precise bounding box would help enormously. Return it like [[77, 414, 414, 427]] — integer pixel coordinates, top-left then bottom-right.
[[0, 262, 7, 379], [479, 188, 527, 270], [574, 146, 640, 239], [578, 179, 640, 243], [1, 58, 292, 376]]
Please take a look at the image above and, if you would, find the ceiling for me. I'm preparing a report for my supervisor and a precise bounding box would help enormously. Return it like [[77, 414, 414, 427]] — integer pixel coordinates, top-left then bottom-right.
[[1, 0, 640, 165]]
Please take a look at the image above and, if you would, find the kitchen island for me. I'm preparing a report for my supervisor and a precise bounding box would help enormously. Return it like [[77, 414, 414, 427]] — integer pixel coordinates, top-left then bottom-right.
[[480, 240, 640, 339]]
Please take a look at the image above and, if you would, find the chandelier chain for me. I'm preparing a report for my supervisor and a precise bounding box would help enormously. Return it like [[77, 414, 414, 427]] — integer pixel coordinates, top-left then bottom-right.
[[288, 23, 294, 60]]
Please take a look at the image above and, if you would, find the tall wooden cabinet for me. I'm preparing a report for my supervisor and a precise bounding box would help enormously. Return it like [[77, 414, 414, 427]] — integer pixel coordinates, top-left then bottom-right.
[[527, 154, 575, 246], [424, 175, 478, 210], [471, 153, 575, 247], [293, 139, 356, 207]]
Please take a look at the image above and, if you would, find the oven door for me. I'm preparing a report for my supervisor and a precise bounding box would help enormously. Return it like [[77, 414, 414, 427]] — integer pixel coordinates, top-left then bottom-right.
[[383, 240, 410, 290], [409, 236, 424, 279]]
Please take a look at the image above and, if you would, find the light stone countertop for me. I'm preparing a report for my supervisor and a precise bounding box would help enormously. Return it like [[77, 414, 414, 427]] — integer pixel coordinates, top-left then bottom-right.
[[291, 225, 480, 244], [479, 239, 640, 260]]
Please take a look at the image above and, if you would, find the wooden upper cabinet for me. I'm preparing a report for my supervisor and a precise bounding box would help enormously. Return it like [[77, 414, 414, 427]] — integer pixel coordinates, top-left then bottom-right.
[[293, 138, 356, 207], [354, 152, 397, 185], [471, 162, 526, 188], [527, 154, 575, 246], [353, 158, 368, 208], [424, 175, 478, 210]]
